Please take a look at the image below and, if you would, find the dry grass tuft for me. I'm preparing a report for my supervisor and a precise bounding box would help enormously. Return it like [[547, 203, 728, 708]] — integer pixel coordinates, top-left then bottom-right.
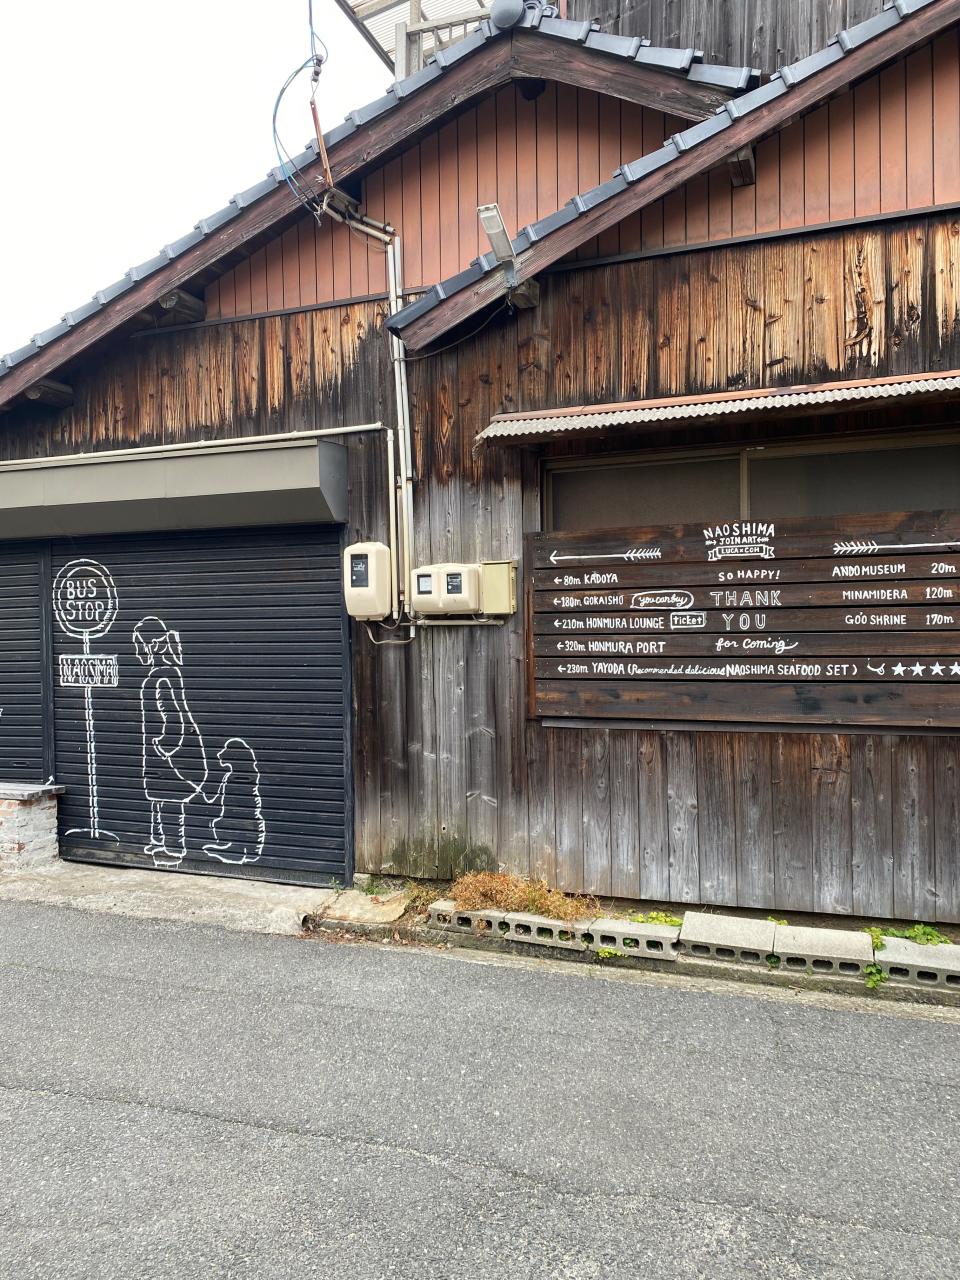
[[405, 880, 445, 916], [451, 872, 598, 923]]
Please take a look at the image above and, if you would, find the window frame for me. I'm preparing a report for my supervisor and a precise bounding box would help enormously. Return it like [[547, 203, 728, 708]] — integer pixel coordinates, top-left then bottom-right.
[[543, 428, 960, 532]]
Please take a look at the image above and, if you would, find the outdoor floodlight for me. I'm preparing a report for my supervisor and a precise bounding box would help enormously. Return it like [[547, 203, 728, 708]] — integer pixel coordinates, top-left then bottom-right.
[[478, 203, 516, 265]]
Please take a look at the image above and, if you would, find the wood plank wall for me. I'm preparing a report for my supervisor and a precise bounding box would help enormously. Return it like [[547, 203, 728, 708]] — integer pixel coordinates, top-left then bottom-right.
[[9, 212, 960, 920], [205, 34, 960, 319], [569, 0, 887, 77], [205, 86, 683, 314]]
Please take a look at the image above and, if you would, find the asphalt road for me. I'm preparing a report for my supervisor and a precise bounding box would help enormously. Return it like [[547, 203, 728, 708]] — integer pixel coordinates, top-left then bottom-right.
[[1, 902, 959, 1279]]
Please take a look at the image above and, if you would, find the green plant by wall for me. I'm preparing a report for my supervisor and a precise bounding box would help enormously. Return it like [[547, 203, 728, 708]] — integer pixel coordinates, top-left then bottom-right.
[[864, 962, 888, 990], [863, 923, 951, 951], [628, 910, 683, 927]]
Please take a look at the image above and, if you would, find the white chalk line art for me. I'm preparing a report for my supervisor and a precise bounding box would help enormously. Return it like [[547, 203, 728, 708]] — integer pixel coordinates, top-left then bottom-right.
[[134, 616, 208, 869], [548, 547, 662, 564], [53, 559, 120, 843], [202, 737, 265, 865], [834, 539, 960, 556]]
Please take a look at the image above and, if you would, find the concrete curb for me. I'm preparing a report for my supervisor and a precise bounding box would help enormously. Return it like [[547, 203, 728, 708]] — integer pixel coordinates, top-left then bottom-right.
[[327, 900, 960, 1008]]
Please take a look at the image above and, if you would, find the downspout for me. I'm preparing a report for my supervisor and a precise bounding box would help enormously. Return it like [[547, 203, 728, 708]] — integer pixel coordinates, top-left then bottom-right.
[[386, 237, 416, 633], [327, 210, 415, 633]]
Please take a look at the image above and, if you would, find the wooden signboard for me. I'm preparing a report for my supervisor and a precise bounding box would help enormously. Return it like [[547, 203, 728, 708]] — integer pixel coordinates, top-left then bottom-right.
[[528, 510, 960, 729]]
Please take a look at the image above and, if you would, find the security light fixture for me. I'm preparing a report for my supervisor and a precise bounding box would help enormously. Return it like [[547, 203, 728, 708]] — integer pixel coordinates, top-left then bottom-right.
[[477, 202, 540, 311], [478, 203, 515, 265]]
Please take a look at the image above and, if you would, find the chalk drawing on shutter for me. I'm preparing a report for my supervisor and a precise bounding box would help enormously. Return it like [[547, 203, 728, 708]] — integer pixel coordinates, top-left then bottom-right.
[[53, 559, 120, 843], [202, 738, 265, 865], [133, 616, 208, 868]]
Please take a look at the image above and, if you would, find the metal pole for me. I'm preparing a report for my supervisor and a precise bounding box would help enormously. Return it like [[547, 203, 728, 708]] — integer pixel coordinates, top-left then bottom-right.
[[81, 632, 99, 838]]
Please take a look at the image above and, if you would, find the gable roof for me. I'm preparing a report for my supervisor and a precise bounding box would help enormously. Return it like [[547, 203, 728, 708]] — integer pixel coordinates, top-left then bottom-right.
[[0, 5, 758, 408], [388, 0, 960, 350]]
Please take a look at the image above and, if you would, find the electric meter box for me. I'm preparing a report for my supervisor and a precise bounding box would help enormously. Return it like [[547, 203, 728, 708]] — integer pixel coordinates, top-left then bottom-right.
[[411, 561, 518, 616], [343, 542, 392, 620], [413, 563, 481, 614]]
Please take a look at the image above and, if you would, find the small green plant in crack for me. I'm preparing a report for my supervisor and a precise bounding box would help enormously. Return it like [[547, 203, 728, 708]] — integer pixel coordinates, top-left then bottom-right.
[[628, 910, 683, 927], [596, 947, 621, 961], [864, 962, 888, 990], [765, 953, 781, 969], [767, 917, 788, 926], [361, 877, 391, 896]]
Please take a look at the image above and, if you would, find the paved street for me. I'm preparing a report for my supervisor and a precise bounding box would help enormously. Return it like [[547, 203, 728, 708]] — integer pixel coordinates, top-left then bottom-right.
[[1, 901, 958, 1279]]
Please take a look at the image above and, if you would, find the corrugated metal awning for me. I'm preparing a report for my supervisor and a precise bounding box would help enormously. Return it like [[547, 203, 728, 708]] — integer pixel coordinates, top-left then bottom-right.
[[476, 370, 960, 445]]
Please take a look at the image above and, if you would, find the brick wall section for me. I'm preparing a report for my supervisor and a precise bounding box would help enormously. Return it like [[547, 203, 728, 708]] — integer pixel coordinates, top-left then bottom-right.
[[0, 793, 59, 871]]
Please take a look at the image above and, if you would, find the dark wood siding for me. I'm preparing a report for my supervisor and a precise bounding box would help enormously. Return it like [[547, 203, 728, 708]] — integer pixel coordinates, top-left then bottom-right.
[[567, 0, 887, 78], [9, 209, 960, 920]]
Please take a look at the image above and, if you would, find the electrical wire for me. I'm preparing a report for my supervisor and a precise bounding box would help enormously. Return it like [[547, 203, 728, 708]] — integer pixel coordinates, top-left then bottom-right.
[[364, 622, 416, 646], [272, 56, 326, 219], [307, 0, 328, 65], [399, 299, 512, 359]]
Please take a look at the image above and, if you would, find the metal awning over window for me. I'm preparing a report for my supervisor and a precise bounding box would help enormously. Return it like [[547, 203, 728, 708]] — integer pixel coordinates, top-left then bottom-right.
[[476, 371, 960, 446], [0, 431, 348, 539]]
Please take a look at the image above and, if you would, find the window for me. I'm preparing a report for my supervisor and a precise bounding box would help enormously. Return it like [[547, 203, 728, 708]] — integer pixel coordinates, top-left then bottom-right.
[[546, 434, 960, 531]]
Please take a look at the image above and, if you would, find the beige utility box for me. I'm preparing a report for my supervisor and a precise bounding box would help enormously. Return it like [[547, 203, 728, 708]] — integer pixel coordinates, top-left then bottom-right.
[[479, 560, 517, 615], [411, 560, 517, 616], [343, 542, 392, 620], [413, 563, 481, 614]]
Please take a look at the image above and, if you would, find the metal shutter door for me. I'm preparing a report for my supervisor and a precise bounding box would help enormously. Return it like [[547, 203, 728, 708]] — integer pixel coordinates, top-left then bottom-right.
[[0, 546, 46, 781], [51, 528, 347, 884]]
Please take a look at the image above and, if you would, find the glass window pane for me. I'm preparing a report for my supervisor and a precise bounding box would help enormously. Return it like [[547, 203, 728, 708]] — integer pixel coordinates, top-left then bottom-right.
[[549, 458, 740, 531], [750, 444, 960, 519]]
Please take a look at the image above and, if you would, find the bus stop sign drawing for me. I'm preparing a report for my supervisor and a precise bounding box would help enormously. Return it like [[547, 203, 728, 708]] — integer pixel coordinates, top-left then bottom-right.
[[53, 559, 119, 841]]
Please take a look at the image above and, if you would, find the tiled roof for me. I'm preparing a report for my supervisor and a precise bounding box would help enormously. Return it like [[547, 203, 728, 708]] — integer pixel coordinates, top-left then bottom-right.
[[387, 0, 939, 336], [0, 4, 758, 388]]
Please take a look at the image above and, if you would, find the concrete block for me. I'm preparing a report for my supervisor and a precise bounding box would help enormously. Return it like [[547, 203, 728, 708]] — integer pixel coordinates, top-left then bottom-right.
[[582, 916, 680, 961], [679, 911, 775, 964], [503, 912, 586, 950], [875, 935, 960, 988], [426, 898, 457, 927], [425, 901, 510, 937], [773, 924, 872, 976]]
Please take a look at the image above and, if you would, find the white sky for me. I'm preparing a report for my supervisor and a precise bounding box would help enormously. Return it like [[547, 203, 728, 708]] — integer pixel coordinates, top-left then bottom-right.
[[0, 0, 389, 355]]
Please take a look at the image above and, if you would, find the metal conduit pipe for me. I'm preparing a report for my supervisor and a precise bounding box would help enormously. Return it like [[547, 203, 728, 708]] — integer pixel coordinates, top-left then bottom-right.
[[386, 237, 416, 632]]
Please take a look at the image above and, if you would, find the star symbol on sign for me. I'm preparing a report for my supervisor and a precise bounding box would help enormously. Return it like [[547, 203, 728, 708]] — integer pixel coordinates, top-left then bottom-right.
[[930, 662, 945, 676], [911, 663, 926, 677], [892, 663, 906, 676], [951, 663, 960, 676]]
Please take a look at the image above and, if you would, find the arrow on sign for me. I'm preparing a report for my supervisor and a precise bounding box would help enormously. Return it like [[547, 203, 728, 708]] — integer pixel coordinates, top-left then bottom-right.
[[548, 546, 662, 564], [834, 538, 960, 555]]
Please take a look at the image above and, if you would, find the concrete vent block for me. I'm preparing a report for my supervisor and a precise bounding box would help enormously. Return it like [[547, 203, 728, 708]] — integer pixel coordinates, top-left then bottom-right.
[[875, 936, 960, 987], [679, 911, 775, 964], [581, 916, 680, 960], [504, 912, 587, 950], [426, 898, 457, 927], [443, 906, 509, 936], [464, 908, 510, 938], [773, 924, 872, 976]]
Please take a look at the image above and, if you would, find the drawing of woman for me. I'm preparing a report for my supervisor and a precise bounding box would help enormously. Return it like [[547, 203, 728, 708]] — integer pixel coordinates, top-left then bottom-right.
[[132, 616, 207, 867]]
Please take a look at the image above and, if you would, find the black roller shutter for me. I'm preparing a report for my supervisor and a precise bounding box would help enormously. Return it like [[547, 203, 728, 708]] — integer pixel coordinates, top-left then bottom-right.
[[0, 546, 47, 781], [51, 527, 348, 884]]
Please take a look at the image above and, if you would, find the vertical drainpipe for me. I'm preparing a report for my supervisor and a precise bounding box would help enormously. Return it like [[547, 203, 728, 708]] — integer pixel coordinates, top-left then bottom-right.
[[386, 238, 416, 633]]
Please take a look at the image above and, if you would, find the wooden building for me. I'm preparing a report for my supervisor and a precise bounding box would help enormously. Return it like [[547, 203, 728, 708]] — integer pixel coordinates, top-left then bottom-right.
[[3, 0, 960, 920]]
